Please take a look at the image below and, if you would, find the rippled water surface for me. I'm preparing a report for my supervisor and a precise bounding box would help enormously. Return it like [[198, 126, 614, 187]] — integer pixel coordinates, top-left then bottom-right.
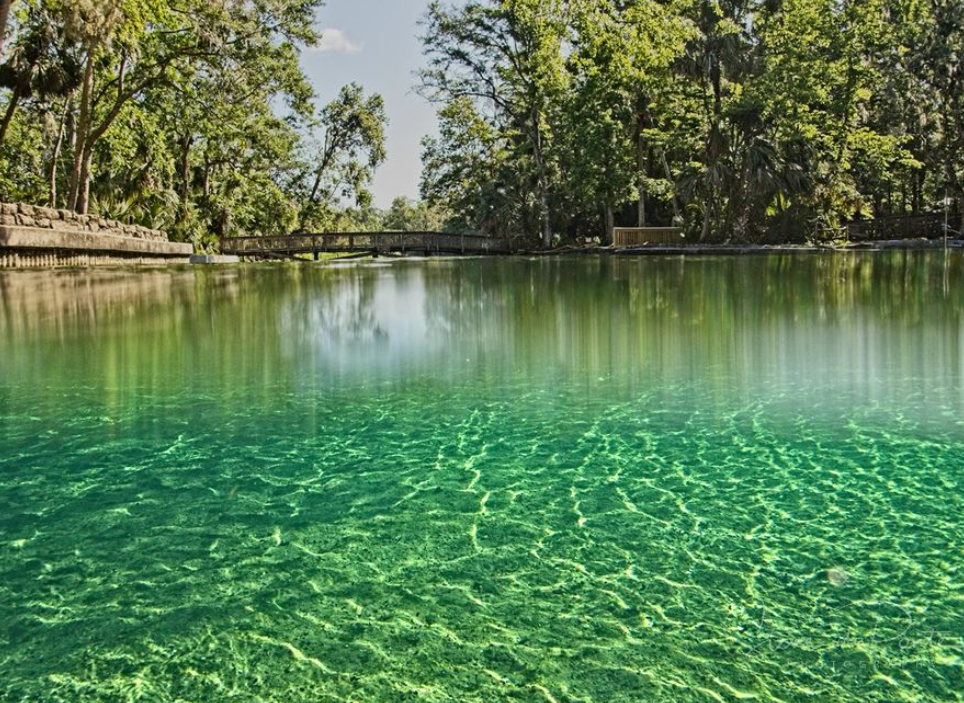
[[1, 254, 963, 702]]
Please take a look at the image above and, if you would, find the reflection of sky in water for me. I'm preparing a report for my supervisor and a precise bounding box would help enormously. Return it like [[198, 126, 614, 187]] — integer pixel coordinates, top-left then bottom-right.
[[279, 263, 434, 371]]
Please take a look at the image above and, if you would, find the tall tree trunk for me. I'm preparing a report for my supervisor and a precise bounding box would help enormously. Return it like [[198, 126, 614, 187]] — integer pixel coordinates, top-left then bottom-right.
[[913, 168, 923, 214], [661, 150, 682, 224], [76, 143, 94, 214], [0, 0, 13, 69], [636, 134, 647, 228], [701, 197, 714, 242], [61, 103, 76, 201], [634, 101, 647, 228], [202, 153, 210, 198], [538, 176, 551, 247], [48, 97, 71, 207], [0, 86, 21, 146], [300, 170, 325, 231], [701, 63, 724, 242], [957, 187, 964, 237], [604, 203, 614, 245], [532, 109, 551, 247], [702, 67, 721, 243], [66, 52, 136, 215], [179, 132, 193, 213], [69, 58, 95, 211], [299, 142, 338, 231], [73, 53, 132, 215]]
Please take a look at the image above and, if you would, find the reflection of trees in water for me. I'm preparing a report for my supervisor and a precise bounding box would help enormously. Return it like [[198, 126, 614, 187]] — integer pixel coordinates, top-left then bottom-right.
[[421, 260, 517, 363], [2, 254, 961, 403], [0, 269, 199, 340], [0, 268, 248, 426], [417, 253, 964, 403]]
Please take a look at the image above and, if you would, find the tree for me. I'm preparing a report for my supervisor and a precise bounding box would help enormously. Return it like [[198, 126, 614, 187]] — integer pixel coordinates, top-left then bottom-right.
[[138, 23, 315, 243], [383, 196, 445, 231], [566, 0, 688, 239], [420, 0, 568, 246], [0, 3, 81, 147], [1, 0, 396, 245], [420, 96, 510, 235], [3, 0, 961, 246], [295, 83, 387, 231], [910, 0, 964, 233], [54, 0, 321, 214]]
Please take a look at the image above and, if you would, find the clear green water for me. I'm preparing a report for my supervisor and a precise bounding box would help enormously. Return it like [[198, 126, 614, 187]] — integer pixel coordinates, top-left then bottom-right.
[[1, 254, 962, 703]]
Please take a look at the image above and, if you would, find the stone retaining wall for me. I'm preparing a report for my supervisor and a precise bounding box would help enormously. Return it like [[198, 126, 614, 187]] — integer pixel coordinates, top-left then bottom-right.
[[0, 250, 183, 269], [0, 201, 192, 268], [0, 202, 167, 242]]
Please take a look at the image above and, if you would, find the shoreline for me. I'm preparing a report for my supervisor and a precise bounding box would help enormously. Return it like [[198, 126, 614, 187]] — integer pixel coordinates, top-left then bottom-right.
[[2, 238, 961, 271], [522, 238, 964, 257]]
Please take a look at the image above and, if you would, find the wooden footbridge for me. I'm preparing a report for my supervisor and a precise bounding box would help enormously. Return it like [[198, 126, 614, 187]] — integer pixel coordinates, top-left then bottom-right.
[[220, 231, 513, 259]]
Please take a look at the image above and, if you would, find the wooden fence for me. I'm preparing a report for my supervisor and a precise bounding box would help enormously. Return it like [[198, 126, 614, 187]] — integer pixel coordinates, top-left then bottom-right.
[[843, 214, 947, 242], [613, 227, 687, 248]]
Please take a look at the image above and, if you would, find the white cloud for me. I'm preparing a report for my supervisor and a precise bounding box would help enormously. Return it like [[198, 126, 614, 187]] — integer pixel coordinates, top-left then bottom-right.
[[311, 28, 362, 55]]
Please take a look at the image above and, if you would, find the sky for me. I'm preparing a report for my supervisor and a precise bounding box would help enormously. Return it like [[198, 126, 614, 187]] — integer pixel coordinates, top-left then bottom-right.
[[300, 0, 439, 209]]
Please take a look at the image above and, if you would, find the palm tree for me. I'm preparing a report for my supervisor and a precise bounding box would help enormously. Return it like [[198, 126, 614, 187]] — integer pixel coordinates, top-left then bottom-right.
[[675, 0, 755, 241], [0, 7, 81, 146]]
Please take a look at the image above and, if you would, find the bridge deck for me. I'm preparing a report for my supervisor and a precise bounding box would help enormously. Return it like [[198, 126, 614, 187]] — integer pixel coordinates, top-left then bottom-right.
[[221, 232, 511, 258]]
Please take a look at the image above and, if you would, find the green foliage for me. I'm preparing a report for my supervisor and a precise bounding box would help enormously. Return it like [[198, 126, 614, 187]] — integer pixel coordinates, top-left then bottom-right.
[[4, 0, 960, 245], [383, 196, 446, 232], [294, 83, 388, 232], [419, 0, 569, 244], [420, 97, 511, 234], [0, 0, 391, 243], [420, 0, 960, 243]]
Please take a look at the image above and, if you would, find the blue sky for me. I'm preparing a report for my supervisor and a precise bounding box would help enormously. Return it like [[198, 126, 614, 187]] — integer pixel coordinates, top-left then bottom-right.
[[301, 0, 439, 208]]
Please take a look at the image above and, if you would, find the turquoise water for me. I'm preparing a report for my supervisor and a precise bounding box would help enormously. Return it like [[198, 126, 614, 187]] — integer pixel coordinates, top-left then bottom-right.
[[1, 254, 962, 702]]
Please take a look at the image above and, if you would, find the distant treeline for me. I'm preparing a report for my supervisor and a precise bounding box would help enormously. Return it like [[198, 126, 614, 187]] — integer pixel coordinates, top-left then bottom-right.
[[0, 0, 390, 247], [417, 0, 964, 244]]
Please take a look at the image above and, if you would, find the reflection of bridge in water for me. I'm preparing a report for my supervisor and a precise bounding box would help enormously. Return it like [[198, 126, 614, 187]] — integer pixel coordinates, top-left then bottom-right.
[[221, 232, 513, 259]]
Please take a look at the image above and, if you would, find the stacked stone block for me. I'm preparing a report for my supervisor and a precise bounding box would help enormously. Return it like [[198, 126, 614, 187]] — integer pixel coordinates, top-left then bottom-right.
[[0, 202, 167, 242]]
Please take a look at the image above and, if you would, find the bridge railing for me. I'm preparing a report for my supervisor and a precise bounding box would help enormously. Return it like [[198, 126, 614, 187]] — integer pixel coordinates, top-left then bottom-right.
[[220, 231, 512, 256]]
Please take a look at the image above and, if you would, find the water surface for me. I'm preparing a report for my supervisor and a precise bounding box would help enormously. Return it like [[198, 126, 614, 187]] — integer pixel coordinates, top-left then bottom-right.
[[1, 254, 962, 702]]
